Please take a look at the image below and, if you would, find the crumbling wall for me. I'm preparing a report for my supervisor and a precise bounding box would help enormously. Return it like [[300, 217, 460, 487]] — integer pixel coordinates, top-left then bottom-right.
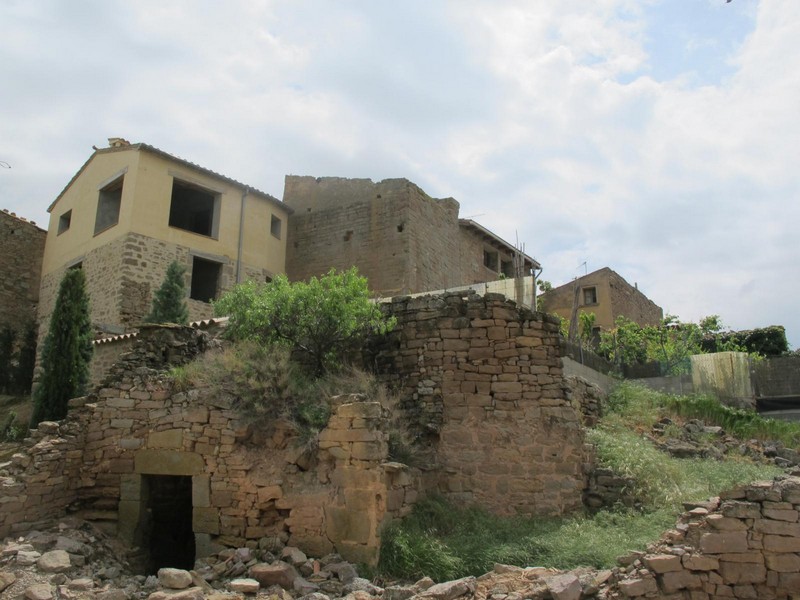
[[374, 292, 587, 516], [613, 476, 800, 598], [0, 209, 46, 334], [2, 326, 420, 565]]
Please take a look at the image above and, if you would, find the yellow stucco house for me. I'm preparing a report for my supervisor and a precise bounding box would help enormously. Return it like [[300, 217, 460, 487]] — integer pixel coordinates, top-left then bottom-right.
[[40, 138, 291, 336]]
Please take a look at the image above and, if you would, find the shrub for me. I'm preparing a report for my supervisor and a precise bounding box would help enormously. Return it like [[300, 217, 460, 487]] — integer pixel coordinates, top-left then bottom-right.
[[214, 268, 395, 374]]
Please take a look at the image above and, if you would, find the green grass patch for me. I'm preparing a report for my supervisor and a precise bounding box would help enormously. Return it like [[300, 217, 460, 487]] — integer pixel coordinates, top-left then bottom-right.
[[379, 496, 677, 581], [608, 381, 800, 448], [379, 383, 787, 581], [588, 426, 782, 507]]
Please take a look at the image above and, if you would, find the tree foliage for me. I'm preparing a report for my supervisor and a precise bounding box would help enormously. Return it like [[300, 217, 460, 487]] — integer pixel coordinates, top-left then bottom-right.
[[147, 261, 189, 324], [598, 314, 741, 376], [214, 267, 396, 374], [31, 269, 93, 426]]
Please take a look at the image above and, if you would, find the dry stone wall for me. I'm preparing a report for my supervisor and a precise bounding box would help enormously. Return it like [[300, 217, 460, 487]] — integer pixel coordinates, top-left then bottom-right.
[[613, 476, 800, 599], [373, 292, 588, 516], [2, 326, 422, 566]]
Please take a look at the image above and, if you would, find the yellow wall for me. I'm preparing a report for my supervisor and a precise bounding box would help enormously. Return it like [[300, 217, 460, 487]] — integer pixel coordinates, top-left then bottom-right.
[[42, 151, 139, 276], [43, 147, 288, 281]]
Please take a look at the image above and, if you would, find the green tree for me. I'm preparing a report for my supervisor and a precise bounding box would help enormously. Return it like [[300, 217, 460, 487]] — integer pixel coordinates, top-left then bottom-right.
[[12, 321, 37, 395], [536, 280, 552, 311], [214, 267, 396, 374], [30, 269, 93, 426], [146, 261, 189, 324], [0, 326, 15, 394]]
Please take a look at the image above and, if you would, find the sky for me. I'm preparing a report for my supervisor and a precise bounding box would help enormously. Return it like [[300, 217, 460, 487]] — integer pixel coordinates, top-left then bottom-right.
[[2, 0, 798, 348]]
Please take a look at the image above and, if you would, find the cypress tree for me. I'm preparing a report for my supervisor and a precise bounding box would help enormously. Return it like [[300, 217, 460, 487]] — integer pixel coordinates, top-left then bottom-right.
[[30, 269, 92, 426], [147, 261, 189, 324]]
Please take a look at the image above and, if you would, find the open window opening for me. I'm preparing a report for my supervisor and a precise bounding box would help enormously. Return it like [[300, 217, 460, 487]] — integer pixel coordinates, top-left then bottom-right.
[[583, 286, 598, 305], [483, 249, 499, 271], [190, 257, 222, 302], [141, 475, 195, 573], [58, 210, 72, 235], [270, 214, 282, 239], [94, 176, 123, 235], [168, 180, 220, 238], [500, 259, 514, 278]]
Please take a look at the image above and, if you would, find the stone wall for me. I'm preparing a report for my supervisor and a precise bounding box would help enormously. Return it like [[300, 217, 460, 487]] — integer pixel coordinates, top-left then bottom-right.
[[2, 326, 422, 566], [373, 292, 588, 516], [0, 209, 46, 334], [37, 230, 271, 345], [613, 476, 800, 599], [285, 176, 462, 296], [606, 268, 663, 327]]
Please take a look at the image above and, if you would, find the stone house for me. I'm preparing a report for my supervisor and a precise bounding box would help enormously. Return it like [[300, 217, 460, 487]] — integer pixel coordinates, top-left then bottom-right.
[[39, 138, 292, 337], [0, 209, 46, 335], [541, 267, 663, 333], [283, 176, 540, 297]]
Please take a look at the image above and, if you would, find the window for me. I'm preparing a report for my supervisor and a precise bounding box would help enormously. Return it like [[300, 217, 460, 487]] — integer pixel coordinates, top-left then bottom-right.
[[58, 210, 72, 235], [583, 287, 598, 305], [168, 180, 220, 238], [94, 176, 123, 235], [190, 257, 222, 302], [501, 259, 514, 278], [270, 214, 282, 239], [483, 249, 498, 271]]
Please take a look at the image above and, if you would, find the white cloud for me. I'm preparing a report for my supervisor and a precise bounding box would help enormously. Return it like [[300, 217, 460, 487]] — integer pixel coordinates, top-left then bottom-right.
[[1, 0, 798, 347]]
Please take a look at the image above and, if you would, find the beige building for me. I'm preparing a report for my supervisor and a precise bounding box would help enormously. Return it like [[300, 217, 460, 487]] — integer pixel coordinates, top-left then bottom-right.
[[40, 138, 291, 336], [541, 267, 663, 332], [284, 176, 539, 297]]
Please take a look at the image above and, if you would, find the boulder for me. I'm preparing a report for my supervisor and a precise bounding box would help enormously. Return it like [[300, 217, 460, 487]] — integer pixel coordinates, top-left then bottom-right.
[[230, 578, 260, 594], [416, 576, 476, 600], [37, 550, 71, 573], [249, 561, 300, 589], [25, 584, 54, 600], [0, 571, 16, 593], [158, 568, 193, 590], [147, 587, 205, 600], [545, 573, 581, 600]]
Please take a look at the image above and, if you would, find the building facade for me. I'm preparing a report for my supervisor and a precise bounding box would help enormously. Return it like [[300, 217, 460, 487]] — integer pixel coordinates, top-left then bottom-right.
[[39, 139, 291, 337], [283, 175, 539, 297], [541, 267, 663, 331]]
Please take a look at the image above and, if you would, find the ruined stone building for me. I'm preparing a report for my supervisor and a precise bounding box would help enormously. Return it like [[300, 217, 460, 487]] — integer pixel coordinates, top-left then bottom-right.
[[284, 176, 539, 297], [39, 139, 291, 337], [541, 267, 663, 332], [0, 209, 46, 334]]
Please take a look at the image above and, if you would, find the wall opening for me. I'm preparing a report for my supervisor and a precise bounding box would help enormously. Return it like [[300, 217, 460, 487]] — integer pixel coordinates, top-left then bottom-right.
[[95, 176, 123, 235], [190, 256, 222, 302], [142, 475, 195, 573], [58, 210, 72, 235], [270, 214, 282, 239], [483, 249, 498, 271], [169, 179, 219, 238]]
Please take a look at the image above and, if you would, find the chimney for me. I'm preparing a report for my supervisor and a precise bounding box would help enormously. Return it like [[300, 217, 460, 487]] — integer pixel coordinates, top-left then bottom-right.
[[108, 137, 131, 148]]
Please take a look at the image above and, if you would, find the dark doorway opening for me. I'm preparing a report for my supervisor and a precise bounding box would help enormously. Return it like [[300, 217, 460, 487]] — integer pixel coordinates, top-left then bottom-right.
[[142, 475, 195, 573]]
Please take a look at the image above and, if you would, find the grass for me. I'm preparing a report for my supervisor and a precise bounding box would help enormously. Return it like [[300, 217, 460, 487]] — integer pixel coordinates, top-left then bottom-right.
[[377, 382, 787, 581]]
